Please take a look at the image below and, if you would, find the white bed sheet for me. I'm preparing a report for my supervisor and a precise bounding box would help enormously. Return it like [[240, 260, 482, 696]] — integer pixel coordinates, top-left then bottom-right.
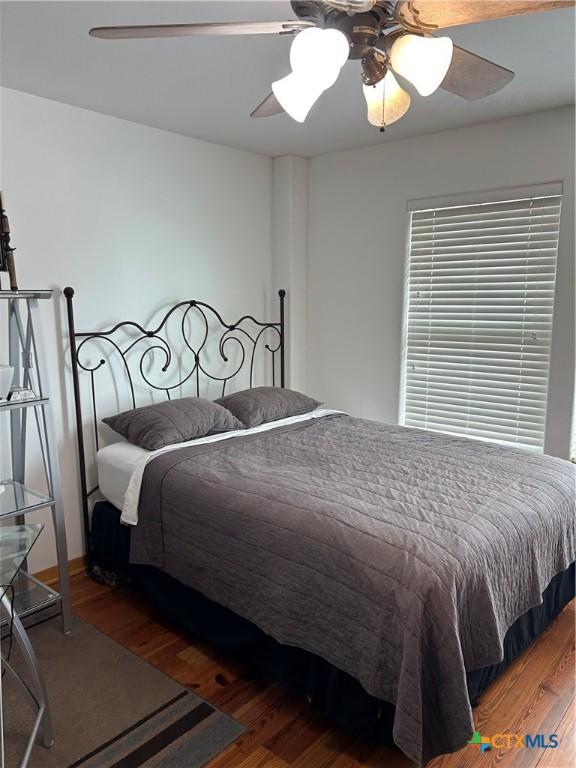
[[97, 407, 342, 526], [97, 440, 148, 511]]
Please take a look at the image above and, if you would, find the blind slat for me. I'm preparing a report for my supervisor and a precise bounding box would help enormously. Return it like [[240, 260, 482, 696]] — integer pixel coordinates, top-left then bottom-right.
[[411, 220, 560, 235], [405, 390, 548, 409], [402, 193, 561, 451]]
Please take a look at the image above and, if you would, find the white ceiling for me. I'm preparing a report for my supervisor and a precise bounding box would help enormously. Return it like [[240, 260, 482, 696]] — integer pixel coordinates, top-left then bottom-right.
[[1, 1, 574, 157]]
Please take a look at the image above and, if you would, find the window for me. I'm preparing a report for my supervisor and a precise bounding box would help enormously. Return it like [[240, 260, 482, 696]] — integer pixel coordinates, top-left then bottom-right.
[[401, 190, 562, 452]]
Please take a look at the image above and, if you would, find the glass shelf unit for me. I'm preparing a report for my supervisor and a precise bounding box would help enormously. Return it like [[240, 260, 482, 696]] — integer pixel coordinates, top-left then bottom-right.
[[1, 288, 71, 633]]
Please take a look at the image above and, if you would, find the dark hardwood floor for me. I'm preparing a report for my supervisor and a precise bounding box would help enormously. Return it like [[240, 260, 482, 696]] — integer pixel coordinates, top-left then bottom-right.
[[69, 573, 574, 768]]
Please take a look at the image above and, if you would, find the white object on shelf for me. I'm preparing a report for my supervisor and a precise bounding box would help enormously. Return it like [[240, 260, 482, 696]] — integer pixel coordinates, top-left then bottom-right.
[[0, 365, 14, 399], [8, 386, 37, 402]]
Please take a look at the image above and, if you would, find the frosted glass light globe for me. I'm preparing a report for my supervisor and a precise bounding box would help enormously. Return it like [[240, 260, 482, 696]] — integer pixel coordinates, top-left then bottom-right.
[[290, 27, 349, 84], [363, 71, 411, 127], [318, 29, 350, 74], [274, 27, 350, 123], [390, 34, 453, 97], [290, 27, 324, 75], [272, 73, 327, 123]]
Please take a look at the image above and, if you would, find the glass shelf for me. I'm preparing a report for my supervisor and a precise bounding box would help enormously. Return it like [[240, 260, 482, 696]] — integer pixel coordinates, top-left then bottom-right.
[[0, 525, 61, 634], [1, 571, 61, 634], [0, 290, 53, 300], [0, 480, 54, 519], [0, 397, 49, 412], [0, 523, 43, 597]]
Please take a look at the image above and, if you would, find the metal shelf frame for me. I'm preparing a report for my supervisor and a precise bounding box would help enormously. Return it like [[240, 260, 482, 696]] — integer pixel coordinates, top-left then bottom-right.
[[1, 290, 71, 633]]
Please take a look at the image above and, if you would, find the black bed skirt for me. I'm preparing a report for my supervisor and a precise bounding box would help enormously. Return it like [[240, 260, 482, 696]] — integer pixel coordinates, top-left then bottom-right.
[[91, 500, 575, 747]]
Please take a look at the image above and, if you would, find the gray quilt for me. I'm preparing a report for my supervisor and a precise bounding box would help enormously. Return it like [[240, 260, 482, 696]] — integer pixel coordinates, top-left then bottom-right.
[[130, 415, 575, 765]]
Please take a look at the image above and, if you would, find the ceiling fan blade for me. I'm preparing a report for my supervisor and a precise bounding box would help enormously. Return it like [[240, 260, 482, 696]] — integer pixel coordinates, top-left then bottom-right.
[[441, 45, 514, 100], [251, 93, 285, 118], [89, 21, 313, 40], [395, 1, 575, 30]]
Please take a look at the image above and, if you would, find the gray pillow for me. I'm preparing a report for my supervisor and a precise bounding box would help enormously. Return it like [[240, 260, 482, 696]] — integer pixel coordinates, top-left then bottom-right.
[[216, 387, 321, 429], [103, 397, 244, 451]]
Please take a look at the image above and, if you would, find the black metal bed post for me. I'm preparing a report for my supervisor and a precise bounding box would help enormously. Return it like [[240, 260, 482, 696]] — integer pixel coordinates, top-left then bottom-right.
[[278, 289, 286, 388], [63, 287, 92, 571]]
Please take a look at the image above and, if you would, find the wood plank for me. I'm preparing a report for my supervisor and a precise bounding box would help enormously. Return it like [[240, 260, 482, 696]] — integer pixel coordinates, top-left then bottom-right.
[[69, 571, 112, 606], [34, 555, 86, 585], [328, 741, 412, 768], [265, 708, 329, 763], [536, 697, 575, 768], [288, 728, 353, 768], [208, 673, 270, 715], [207, 686, 309, 768], [236, 746, 289, 768]]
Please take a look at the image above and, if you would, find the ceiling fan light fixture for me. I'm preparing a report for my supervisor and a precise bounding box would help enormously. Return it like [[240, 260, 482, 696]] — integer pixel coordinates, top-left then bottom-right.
[[363, 71, 411, 128], [390, 34, 453, 96], [272, 73, 326, 123]]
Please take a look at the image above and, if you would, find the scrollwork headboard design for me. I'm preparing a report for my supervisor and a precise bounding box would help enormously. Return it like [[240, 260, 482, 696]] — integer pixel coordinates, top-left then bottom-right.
[[64, 286, 286, 568]]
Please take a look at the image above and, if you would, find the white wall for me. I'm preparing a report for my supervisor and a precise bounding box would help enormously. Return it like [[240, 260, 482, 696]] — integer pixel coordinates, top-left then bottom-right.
[[307, 107, 575, 458], [0, 87, 272, 571], [271, 155, 308, 391]]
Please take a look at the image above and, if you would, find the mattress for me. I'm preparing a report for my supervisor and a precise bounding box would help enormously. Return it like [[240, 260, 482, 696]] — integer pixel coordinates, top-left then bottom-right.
[[97, 441, 148, 510]]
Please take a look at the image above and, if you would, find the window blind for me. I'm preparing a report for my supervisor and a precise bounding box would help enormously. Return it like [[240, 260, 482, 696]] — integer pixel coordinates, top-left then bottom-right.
[[402, 193, 562, 451]]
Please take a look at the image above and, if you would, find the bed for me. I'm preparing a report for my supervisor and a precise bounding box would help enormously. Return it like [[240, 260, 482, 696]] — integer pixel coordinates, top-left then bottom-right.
[[64, 288, 575, 766]]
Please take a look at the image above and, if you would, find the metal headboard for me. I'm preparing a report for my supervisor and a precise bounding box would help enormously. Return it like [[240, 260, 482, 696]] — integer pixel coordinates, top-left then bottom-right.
[[64, 286, 286, 568]]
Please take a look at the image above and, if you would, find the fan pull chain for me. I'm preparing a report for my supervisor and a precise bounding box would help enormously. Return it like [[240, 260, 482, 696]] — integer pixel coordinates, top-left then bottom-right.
[[379, 76, 386, 133]]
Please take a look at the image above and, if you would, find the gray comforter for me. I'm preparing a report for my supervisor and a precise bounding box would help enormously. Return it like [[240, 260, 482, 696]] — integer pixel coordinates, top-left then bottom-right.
[[130, 414, 575, 765]]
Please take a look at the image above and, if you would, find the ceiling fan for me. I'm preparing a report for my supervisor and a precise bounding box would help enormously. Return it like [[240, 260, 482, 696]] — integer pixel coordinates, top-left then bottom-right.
[[89, 1, 575, 130]]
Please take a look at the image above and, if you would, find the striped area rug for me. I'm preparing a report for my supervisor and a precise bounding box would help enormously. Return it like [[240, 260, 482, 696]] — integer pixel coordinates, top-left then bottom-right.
[[3, 616, 244, 768]]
